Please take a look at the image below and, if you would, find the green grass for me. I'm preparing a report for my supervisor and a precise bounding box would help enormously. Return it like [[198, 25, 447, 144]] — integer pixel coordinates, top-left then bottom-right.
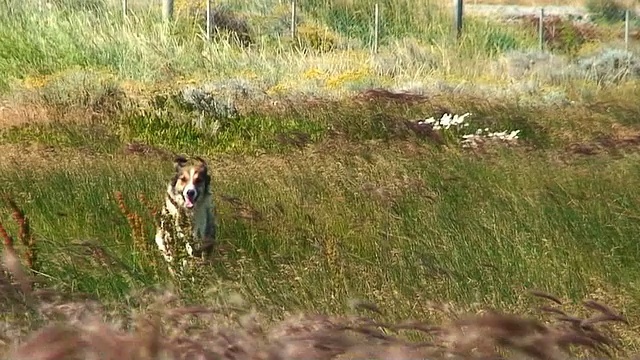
[[1, 139, 639, 320], [1, 0, 640, 357]]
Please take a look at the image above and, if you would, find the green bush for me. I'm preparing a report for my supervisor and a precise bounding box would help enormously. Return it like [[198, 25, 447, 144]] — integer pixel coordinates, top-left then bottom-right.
[[294, 23, 339, 53], [585, 0, 628, 23]]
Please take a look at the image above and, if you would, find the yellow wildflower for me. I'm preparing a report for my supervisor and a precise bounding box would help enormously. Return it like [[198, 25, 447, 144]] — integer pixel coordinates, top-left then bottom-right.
[[302, 68, 326, 80], [266, 82, 288, 96], [22, 75, 49, 89], [325, 67, 372, 89]]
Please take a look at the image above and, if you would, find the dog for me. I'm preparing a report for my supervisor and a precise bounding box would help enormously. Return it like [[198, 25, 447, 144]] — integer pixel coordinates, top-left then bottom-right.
[[154, 155, 217, 275]]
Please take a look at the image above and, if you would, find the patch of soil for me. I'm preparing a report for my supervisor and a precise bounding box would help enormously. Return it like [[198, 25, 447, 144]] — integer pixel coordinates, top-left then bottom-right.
[[0, 144, 96, 168], [0, 104, 100, 129], [123, 141, 175, 161], [0, 104, 50, 129], [566, 128, 640, 156], [0, 141, 177, 170], [403, 120, 445, 145], [351, 88, 428, 106]]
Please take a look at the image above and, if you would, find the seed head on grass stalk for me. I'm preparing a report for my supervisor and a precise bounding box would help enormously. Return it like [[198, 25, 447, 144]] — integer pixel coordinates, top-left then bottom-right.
[[2, 238, 34, 299], [138, 192, 160, 223], [3, 195, 38, 274], [115, 191, 163, 274], [0, 216, 15, 250], [0, 217, 18, 286], [115, 191, 148, 254]]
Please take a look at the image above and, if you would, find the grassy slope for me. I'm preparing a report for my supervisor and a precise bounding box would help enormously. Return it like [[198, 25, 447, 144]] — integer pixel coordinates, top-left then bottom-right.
[[1, 0, 640, 357]]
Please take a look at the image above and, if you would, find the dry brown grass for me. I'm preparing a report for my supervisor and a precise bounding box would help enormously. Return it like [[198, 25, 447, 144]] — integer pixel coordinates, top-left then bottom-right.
[[1, 247, 634, 360], [0, 104, 99, 129]]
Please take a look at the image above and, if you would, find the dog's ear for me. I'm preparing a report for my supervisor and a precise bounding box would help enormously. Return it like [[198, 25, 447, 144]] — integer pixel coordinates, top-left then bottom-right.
[[193, 156, 207, 169], [173, 155, 188, 173], [194, 156, 211, 189]]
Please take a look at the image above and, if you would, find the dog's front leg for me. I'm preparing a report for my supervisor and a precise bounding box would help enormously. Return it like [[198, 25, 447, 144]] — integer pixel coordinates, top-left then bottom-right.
[[155, 227, 172, 263], [195, 213, 216, 259]]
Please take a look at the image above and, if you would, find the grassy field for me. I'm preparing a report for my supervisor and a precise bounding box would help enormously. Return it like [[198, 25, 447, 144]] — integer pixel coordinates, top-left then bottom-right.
[[1, 0, 640, 358]]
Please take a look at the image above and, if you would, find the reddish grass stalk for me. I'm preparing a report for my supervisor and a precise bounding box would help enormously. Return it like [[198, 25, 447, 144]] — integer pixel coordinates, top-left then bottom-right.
[[0, 219, 15, 250], [138, 192, 159, 221], [4, 196, 37, 272]]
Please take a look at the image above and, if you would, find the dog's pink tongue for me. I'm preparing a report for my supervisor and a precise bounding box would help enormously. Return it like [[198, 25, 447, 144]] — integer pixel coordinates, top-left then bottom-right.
[[185, 198, 194, 208]]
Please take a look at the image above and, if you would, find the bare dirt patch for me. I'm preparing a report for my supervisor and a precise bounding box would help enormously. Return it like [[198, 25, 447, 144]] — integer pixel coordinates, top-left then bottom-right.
[[123, 141, 176, 161], [566, 125, 640, 156], [0, 104, 50, 128], [0, 103, 98, 129], [0, 144, 100, 169]]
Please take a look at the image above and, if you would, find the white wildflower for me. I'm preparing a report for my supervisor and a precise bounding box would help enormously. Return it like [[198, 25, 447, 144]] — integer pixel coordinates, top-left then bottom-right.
[[415, 112, 520, 149], [507, 130, 520, 140]]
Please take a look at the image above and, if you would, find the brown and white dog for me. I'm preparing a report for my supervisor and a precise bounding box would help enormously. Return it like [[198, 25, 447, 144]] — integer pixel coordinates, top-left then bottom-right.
[[154, 155, 217, 274]]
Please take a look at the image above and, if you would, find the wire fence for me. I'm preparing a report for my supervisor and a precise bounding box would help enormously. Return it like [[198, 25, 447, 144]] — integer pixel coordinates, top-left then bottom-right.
[[38, 0, 639, 55]]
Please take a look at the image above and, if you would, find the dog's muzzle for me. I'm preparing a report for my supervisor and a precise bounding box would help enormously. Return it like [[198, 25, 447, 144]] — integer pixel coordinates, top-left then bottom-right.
[[183, 187, 198, 209]]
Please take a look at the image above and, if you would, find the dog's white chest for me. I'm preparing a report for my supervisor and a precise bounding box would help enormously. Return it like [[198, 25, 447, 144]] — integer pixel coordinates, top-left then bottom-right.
[[155, 196, 212, 261]]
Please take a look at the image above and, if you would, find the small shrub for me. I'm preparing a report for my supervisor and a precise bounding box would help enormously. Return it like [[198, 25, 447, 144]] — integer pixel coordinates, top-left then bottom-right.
[[268, 3, 303, 37], [522, 15, 598, 55], [294, 23, 339, 53], [114, 191, 158, 265], [484, 30, 520, 56], [498, 50, 575, 83], [175, 1, 252, 46], [586, 0, 628, 23], [576, 48, 640, 85], [206, 5, 253, 47], [180, 86, 239, 120]]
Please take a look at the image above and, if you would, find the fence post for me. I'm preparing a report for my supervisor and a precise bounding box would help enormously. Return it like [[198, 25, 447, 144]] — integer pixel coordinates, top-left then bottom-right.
[[206, 0, 212, 41], [291, 0, 297, 38], [625, 9, 630, 52], [454, 0, 463, 40], [162, 0, 174, 22], [122, 0, 127, 17], [538, 8, 544, 51], [374, 3, 379, 54]]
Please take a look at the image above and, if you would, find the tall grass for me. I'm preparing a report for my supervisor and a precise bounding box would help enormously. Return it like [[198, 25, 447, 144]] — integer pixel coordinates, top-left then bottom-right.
[[0, 144, 639, 311], [0, 0, 540, 90]]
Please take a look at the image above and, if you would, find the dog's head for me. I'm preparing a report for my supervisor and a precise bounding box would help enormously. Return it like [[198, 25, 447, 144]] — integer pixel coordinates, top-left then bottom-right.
[[169, 155, 211, 210]]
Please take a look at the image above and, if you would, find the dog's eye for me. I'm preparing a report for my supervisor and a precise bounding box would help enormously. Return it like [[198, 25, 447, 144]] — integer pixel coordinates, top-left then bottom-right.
[[193, 177, 201, 184], [180, 176, 187, 182]]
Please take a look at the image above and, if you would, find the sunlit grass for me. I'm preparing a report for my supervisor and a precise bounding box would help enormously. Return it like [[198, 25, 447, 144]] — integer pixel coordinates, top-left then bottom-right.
[[1, 0, 640, 356]]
